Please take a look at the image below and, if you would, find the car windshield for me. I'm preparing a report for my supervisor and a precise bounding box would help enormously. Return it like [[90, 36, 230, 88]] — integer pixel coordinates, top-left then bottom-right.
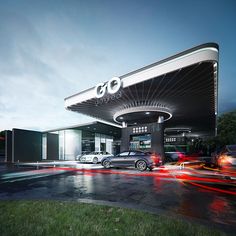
[[227, 145, 236, 152]]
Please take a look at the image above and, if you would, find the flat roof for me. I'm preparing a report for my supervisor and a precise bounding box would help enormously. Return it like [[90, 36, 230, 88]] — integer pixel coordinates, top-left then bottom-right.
[[44, 121, 121, 138], [65, 43, 219, 136]]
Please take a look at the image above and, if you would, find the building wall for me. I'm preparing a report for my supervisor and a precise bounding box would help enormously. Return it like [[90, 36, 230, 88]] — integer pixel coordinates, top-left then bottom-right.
[[12, 129, 42, 162], [7, 127, 116, 162], [82, 131, 95, 153], [64, 130, 82, 160], [58, 130, 65, 160], [94, 133, 113, 154], [47, 133, 59, 160], [121, 122, 164, 158], [5, 131, 12, 162], [44, 129, 114, 160]]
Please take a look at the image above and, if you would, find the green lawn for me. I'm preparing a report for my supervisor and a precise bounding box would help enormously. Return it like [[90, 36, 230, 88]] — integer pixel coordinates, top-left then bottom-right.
[[0, 201, 227, 236]]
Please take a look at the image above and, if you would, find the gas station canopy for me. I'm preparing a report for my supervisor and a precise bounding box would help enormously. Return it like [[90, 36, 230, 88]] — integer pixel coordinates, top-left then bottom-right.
[[65, 43, 219, 136]]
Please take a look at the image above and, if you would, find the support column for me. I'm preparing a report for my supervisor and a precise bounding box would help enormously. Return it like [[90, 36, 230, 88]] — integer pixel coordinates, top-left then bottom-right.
[[122, 121, 127, 128], [120, 122, 129, 152], [151, 116, 165, 164]]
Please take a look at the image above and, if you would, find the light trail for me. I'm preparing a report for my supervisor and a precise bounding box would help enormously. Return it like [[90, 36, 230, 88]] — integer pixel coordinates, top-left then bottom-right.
[[186, 181, 236, 196], [2, 161, 236, 196]]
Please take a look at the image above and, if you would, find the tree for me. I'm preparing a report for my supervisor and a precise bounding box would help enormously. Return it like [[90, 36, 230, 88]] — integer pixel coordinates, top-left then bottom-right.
[[217, 110, 236, 146], [201, 110, 236, 154]]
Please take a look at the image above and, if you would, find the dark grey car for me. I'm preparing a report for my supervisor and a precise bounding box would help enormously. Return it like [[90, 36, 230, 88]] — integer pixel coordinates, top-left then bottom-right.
[[101, 151, 162, 171]]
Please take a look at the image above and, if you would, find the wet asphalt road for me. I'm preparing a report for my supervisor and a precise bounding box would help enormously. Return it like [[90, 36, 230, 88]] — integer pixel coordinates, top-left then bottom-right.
[[0, 163, 236, 234]]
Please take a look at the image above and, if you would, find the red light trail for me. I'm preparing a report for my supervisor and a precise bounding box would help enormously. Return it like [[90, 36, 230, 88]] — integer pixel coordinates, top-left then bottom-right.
[[49, 164, 236, 196]]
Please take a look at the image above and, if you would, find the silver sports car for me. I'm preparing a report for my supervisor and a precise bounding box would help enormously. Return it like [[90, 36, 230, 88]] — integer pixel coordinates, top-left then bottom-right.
[[101, 150, 162, 171]]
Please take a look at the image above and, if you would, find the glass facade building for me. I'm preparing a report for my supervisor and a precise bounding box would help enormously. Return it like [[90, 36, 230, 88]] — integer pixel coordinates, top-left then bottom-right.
[[41, 124, 118, 161]]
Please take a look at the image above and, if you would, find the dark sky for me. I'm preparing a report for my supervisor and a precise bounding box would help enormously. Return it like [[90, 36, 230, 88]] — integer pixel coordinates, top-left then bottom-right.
[[0, 0, 235, 130]]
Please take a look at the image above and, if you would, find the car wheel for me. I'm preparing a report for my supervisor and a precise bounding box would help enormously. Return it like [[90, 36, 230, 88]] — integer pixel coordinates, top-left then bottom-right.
[[103, 160, 111, 169], [93, 157, 98, 164], [136, 160, 147, 171]]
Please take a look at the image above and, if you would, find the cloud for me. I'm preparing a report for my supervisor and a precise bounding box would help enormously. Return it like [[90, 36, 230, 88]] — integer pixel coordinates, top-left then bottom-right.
[[0, 1, 236, 132], [0, 10, 98, 131]]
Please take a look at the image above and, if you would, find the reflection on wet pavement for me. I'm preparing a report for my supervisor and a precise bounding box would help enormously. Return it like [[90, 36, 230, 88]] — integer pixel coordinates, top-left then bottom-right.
[[0, 162, 236, 233]]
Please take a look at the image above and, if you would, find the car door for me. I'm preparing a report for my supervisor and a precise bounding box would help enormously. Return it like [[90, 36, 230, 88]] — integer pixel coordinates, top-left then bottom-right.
[[111, 151, 130, 166], [126, 151, 139, 166]]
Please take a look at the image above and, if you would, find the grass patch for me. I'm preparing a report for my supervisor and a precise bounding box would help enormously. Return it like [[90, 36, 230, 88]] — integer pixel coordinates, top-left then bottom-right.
[[0, 200, 227, 236]]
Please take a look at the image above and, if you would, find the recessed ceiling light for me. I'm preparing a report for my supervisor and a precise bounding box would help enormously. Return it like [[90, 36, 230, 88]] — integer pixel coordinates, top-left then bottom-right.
[[145, 112, 150, 115], [119, 116, 124, 120]]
